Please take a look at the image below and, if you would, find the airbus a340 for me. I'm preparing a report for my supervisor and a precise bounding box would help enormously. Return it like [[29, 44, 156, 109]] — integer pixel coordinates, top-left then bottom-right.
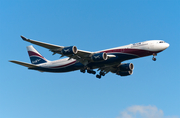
[[10, 36, 169, 78]]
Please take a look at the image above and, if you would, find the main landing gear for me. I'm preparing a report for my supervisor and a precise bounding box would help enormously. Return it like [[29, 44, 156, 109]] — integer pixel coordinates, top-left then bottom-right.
[[96, 71, 106, 79], [96, 71, 105, 79], [80, 67, 96, 75], [152, 53, 157, 61], [80, 67, 106, 79], [87, 69, 96, 74]]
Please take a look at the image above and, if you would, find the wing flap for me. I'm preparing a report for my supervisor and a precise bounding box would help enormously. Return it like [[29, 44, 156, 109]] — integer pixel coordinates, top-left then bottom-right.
[[9, 60, 38, 68], [76, 49, 93, 58]]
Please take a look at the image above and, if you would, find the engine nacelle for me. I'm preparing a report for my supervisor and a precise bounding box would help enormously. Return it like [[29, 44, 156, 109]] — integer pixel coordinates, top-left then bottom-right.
[[61, 46, 78, 55], [119, 63, 134, 71], [116, 70, 133, 76], [91, 52, 108, 62]]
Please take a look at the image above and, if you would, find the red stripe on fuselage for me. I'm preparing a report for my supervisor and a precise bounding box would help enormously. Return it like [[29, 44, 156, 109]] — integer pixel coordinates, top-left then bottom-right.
[[28, 51, 45, 59], [49, 61, 76, 69], [102, 49, 162, 57]]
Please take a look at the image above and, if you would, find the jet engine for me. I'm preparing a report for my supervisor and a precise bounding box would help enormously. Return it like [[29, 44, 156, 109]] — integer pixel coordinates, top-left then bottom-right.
[[116, 63, 134, 76], [91, 52, 108, 62], [116, 70, 133, 76], [119, 63, 134, 71], [61, 46, 78, 55]]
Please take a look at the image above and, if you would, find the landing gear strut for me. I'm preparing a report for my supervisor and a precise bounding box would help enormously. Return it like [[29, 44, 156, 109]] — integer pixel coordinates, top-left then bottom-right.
[[80, 69, 86, 73], [80, 67, 106, 79], [152, 53, 157, 61], [96, 71, 106, 79]]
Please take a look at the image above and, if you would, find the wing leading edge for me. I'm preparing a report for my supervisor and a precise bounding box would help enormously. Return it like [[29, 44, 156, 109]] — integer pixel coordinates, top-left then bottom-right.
[[21, 36, 64, 50]]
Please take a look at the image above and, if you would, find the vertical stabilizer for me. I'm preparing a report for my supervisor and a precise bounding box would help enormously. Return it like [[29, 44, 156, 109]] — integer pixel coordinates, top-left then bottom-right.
[[27, 45, 49, 64]]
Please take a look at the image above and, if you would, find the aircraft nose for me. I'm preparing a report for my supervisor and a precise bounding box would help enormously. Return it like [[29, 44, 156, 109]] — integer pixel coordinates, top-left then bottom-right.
[[164, 43, 170, 49]]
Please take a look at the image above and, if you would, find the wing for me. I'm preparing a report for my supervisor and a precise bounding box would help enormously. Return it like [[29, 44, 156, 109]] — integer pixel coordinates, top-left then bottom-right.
[[21, 36, 64, 50], [97, 65, 117, 74], [21, 36, 94, 65], [21, 36, 116, 66], [9, 60, 38, 68]]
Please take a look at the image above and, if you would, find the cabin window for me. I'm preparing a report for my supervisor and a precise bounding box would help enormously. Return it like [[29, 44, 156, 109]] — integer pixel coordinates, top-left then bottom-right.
[[159, 41, 165, 43]]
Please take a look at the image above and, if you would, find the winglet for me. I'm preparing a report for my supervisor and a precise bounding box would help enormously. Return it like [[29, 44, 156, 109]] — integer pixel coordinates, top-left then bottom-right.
[[21, 35, 29, 41]]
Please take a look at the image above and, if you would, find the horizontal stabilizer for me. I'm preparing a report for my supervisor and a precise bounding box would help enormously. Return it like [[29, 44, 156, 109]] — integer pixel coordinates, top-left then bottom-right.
[[9, 60, 38, 68]]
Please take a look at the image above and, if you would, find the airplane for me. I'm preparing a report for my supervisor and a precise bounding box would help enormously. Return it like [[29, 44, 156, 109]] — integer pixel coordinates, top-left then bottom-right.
[[9, 36, 169, 79]]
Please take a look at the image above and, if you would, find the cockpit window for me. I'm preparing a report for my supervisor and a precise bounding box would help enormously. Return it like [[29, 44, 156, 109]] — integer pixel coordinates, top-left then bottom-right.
[[159, 41, 165, 43]]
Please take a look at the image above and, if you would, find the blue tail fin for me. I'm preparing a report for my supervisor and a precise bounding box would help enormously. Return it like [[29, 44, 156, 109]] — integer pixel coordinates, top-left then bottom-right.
[[27, 45, 49, 64]]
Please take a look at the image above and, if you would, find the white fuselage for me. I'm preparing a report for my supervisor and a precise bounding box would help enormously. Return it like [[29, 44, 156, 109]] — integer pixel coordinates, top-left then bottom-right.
[[38, 40, 169, 71]]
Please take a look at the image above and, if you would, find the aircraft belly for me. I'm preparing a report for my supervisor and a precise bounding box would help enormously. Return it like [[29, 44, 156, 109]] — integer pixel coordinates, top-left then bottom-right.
[[88, 53, 139, 68], [30, 53, 138, 72], [29, 62, 84, 73]]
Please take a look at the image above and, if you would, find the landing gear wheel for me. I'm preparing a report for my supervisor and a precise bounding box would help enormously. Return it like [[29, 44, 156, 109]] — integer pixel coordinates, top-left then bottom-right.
[[92, 71, 96, 74], [100, 71, 105, 76], [80, 69, 86, 73], [87, 69, 96, 74], [152, 53, 157, 61], [96, 75, 101, 79], [152, 57, 156, 61]]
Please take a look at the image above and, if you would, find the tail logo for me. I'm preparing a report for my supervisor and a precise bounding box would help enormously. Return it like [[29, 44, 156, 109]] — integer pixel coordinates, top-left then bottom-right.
[[28, 51, 47, 64], [32, 59, 41, 64]]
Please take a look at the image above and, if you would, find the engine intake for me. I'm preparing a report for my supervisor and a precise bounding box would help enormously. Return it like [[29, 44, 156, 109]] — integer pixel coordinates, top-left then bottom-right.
[[61, 46, 78, 55], [119, 63, 134, 71], [91, 52, 107, 62]]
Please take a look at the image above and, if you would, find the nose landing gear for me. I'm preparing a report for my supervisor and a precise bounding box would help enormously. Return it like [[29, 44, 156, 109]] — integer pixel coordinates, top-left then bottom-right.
[[152, 53, 157, 61]]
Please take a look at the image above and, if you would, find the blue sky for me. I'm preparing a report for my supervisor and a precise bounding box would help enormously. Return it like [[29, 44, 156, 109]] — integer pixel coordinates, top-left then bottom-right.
[[0, 0, 180, 118]]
